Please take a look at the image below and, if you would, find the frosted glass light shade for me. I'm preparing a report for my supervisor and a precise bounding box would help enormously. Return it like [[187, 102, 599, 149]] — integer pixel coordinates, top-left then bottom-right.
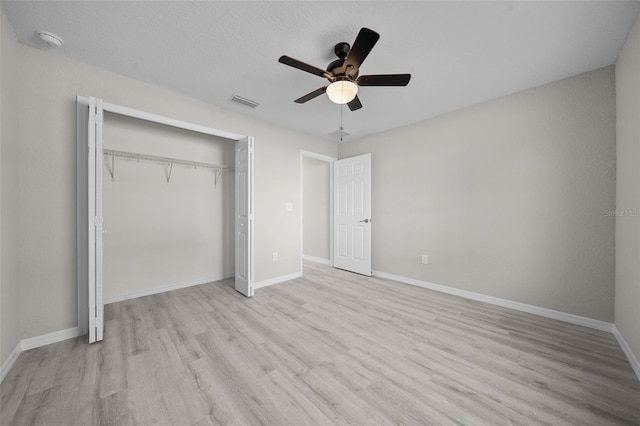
[[326, 81, 358, 104]]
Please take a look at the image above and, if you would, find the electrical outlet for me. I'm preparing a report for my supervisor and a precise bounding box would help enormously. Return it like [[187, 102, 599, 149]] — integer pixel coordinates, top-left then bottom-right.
[[421, 255, 428, 264], [273, 252, 279, 261]]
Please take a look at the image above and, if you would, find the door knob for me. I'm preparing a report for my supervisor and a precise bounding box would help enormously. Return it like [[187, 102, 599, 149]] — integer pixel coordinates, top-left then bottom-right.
[[359, 218, 370, 223]]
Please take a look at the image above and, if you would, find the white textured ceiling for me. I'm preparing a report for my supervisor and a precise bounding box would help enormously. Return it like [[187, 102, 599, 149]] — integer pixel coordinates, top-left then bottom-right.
[[3, 1, 639, 142]]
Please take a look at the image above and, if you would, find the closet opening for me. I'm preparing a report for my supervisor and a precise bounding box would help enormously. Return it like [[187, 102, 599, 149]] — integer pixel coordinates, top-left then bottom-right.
[[77, 97, 254, 343], [102, 113, 235, 304]]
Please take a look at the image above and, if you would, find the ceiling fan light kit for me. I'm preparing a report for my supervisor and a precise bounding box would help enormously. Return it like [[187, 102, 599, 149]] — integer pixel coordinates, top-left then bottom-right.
[[326, 81, 358, 104], [278, 27, 410, 112]]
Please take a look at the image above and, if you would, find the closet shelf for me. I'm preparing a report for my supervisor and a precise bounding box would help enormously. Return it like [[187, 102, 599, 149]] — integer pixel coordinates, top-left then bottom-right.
[[103, 149, 234, 185], [103, 149, 233, 171]]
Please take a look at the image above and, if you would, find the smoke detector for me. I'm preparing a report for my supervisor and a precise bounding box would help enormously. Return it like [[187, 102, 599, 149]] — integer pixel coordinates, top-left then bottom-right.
[[37, 31, 64, 48]]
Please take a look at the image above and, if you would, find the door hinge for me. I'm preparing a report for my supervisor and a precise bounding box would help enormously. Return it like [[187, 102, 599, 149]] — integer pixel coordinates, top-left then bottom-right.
[[93, 105, 102, 124]]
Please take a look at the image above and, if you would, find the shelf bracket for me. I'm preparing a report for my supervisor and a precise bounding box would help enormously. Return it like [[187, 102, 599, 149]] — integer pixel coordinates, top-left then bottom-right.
[[215, 168, 222, 188], [106, 152, 115, 181], [166, 161, 174, 183]]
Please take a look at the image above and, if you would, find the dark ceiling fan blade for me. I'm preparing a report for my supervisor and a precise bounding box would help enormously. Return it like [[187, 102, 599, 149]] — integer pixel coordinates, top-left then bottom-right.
[[348, 95, 362, 111], [357, 74, 411, 86], [279, 56, 331, 78], [343, 28, 380, 74], [294, 86, 327, 103]]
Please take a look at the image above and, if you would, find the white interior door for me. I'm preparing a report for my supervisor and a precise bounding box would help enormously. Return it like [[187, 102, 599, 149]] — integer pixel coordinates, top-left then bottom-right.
[[333, 153, 372, 276], [235, 136, 254, 296]]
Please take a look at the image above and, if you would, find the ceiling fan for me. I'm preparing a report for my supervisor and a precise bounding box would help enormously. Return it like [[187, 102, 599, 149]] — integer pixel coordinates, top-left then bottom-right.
[[278, 27, 411, 111]]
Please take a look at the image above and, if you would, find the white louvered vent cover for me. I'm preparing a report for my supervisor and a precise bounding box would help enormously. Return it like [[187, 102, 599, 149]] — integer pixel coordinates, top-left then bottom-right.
[[329, 129, 350, 140]]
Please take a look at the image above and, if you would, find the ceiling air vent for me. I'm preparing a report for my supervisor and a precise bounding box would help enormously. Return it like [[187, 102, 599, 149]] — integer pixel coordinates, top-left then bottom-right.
[[229, 94, 259, 109], [329, 129, 350, 141]]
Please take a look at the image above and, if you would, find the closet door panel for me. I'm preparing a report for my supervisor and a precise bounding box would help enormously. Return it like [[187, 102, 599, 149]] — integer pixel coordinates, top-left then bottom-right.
[[235, 136, 254, 297]]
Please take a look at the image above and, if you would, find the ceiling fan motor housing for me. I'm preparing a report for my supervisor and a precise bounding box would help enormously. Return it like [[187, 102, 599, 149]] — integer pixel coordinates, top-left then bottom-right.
[[328, 42, 356, 78]]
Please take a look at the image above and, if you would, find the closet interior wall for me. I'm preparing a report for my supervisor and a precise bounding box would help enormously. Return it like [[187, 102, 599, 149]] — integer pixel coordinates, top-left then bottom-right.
[[103, 113, 235, 302]]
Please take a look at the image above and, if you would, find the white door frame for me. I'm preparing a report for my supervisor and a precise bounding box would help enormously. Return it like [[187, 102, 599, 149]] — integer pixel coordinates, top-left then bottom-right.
[[300, 150, 336, 273], [77, 96, 254, 342]]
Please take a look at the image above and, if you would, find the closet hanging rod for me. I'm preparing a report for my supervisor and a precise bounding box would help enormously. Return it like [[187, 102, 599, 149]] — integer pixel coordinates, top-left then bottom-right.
[[103, 149, 234, 172]]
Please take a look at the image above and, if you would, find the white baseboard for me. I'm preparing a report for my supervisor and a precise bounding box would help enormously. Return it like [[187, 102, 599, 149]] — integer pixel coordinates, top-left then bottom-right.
[[372, 270, 614, 333], [254, 271, 302, 289], [303, 255, 331, 265], [105, 273, 234, 304], [613, 325, 640, 382], [21, 326, 82, 351], [0, 343, 22, 383], [1, 326, 81, 384]]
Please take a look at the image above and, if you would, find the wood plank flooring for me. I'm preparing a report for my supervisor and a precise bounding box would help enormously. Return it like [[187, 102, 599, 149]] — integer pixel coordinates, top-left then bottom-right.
[[2, 261, 639, 425]]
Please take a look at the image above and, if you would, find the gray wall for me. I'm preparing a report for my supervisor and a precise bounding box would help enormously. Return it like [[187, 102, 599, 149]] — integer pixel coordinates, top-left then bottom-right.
[[615, 15, 640, 367], [303, 156, 330, 261], [14, 40, 337, 340], [0, 5, 21, 368], [340, 66, 616, 322]]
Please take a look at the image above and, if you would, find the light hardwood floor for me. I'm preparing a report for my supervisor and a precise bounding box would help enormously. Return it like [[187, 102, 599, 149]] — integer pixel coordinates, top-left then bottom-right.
[[2, 262, 639, 425]]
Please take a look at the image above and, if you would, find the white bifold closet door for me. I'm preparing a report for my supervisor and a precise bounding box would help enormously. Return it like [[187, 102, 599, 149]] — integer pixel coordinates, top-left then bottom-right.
[[235, 136, 254, 297], [78, 96, 254, 343]]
